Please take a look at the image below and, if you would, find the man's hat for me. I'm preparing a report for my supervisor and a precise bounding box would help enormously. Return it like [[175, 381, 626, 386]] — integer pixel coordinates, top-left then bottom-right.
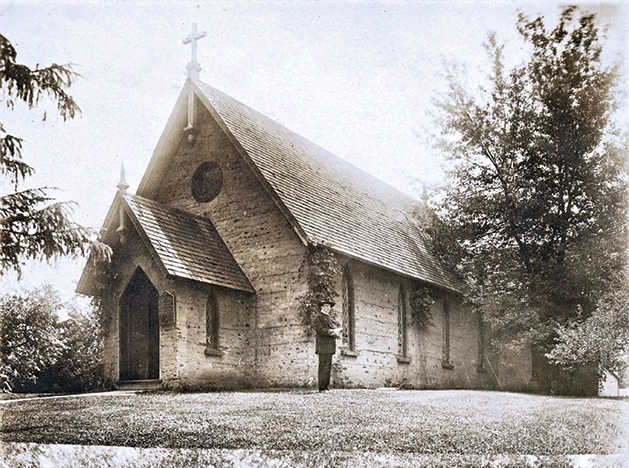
[[319, 299, 335, 307]]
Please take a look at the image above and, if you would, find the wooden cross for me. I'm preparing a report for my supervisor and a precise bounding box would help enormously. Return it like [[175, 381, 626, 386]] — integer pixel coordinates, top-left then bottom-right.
[[183, 23, 206, 64]]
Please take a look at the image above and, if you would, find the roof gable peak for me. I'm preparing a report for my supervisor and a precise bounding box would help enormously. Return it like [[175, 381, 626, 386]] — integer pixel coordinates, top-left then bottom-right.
[[135, 79, 459, 291]]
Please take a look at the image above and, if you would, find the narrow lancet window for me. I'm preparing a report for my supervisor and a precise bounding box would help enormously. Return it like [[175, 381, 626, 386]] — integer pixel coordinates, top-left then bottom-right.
[[442, 298, 453, 368], [397, 285, 408, 359], [205, 291, 220, 354], [477, 313, 486, 373], [342, 267, 356, 352]]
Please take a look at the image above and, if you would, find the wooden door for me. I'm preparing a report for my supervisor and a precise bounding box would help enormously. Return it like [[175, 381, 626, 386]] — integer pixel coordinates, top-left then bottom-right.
[[119, 268, 160, 381]]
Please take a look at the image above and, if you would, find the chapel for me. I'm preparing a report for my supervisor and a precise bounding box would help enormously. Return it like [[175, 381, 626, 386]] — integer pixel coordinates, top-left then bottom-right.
[[76, 26, 588, 393]]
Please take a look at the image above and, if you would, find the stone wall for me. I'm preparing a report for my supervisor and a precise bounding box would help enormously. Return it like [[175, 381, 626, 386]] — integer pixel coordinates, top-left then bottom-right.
[[329, 260, 532, 391], [101, 211, 253, 388], [170, 277, 253, 389], [147, 99, 312, 388]]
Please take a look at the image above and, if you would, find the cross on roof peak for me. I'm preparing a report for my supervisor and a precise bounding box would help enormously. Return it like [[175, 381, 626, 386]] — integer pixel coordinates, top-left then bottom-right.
[[183, 22, 206, 80]]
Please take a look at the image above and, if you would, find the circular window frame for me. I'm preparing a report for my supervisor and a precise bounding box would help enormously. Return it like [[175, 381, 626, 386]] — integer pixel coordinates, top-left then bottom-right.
[[191, 161, 223, 203]]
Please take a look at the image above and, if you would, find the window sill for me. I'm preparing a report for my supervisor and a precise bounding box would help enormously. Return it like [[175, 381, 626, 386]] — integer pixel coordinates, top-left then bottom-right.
[[442, 361, 454, 370], [396, 355, 411, 364], [341, 349, 358, 358], [204, 347, 224, 357]]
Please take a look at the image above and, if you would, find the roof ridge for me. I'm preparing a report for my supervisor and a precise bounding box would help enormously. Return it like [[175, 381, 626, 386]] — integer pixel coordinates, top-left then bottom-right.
[[193, 80, 459, 291], [124, 193, 201, 219], [195, 80, 420, 208]]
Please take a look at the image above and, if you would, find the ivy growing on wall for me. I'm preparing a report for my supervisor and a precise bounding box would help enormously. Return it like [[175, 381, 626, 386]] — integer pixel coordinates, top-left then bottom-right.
[[409, 286, 435, 329], [85, 253, 115, 336], [297, 244, 340, 335]]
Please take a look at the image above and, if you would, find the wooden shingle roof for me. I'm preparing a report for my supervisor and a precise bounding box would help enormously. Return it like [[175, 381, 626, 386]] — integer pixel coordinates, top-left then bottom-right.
[[76, 192, 254, 295], [123, 194, 254, 292], [193, 81, 459, 292]]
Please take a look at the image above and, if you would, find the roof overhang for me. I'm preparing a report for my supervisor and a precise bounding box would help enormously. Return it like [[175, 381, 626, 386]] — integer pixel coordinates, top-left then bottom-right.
[[76, 192, 255, 296]]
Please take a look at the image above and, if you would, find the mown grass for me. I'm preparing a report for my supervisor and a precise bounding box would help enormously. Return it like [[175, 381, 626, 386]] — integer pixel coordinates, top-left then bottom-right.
[[1, 390, 627, 456]]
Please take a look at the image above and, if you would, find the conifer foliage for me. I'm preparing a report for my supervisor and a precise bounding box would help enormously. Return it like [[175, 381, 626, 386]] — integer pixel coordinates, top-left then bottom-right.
[[432, 7, 628, 368], [0, 33, 108, 276]]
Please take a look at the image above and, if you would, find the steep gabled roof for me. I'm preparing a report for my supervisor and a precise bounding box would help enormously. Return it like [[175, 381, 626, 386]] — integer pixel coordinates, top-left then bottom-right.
[[77, 192, 254, 295], [188, 81, 459, 292]]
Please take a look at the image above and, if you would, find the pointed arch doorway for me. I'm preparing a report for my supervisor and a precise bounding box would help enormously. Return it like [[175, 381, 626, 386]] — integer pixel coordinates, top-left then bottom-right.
[[119, 267, 160, 381]]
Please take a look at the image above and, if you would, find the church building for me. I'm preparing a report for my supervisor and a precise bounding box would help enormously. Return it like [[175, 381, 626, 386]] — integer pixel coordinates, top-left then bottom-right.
[[77, 28, 540, 392]]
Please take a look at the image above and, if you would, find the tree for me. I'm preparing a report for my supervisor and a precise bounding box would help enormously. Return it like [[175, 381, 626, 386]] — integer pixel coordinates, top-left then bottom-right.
[[547, 273, 629, 375], [47, 303, 107, 393], [0, 33, 109, 277], [0, 286, 63, 391], [431, 7, 628, 364], [0, 286, 106, 393]]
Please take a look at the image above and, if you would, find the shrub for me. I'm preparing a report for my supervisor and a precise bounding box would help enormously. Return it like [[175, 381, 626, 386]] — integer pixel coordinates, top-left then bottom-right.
[[0, 286, 63, 392], [0, 286, 106, 393], [297, 244, 340, 335]]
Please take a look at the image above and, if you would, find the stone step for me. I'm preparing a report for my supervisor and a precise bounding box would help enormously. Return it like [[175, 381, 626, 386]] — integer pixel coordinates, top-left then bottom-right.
[[115, 380, 163, 391]]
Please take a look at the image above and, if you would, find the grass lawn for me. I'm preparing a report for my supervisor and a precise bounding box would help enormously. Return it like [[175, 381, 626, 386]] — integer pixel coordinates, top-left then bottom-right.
[[1, 389, 627, 457]]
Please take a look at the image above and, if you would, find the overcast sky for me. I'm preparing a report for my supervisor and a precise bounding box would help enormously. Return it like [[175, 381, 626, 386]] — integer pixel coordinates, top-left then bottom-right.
[[1, 0, 627, 304]]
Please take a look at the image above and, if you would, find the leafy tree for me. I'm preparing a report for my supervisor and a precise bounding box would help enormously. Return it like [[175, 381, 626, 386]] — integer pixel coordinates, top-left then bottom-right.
[[0, 33, 109, 277], [46, 304, 107, 393], [547, 273, 629, 375], [0, 286, 106, 393], [431, 6, 628, 365], [0, 286, 63, 391]]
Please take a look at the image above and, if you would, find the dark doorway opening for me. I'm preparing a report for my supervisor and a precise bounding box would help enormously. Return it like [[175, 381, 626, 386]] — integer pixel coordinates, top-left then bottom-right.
[[119, 267, 160, 381]]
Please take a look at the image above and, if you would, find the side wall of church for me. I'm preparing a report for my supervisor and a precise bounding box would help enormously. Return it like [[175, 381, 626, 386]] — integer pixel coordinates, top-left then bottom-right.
[[331, 261, 531, 391], [167, 277, 254, 389], [150, 101, 313, 388]]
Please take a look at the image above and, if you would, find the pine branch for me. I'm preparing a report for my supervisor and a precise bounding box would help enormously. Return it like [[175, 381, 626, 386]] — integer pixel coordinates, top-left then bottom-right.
[[0, 34, 81, 119]]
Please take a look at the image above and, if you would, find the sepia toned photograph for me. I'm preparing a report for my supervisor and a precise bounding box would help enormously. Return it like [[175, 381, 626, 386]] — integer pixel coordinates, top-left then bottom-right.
[[1, 1, 628, 466]]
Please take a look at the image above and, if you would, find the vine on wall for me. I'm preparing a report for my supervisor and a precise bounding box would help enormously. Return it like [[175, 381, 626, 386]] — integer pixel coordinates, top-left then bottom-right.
[[85, 253, 115, 337], [297, 244, 340, 335], [410, 286, 435, 329]]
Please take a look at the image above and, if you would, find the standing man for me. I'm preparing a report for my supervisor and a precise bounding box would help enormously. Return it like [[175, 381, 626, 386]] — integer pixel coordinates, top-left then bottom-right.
[[314, 300, 341, 392]]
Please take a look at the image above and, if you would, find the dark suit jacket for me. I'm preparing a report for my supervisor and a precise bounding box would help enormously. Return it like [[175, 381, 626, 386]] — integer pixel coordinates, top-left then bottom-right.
[[314, 313, 338, 354]]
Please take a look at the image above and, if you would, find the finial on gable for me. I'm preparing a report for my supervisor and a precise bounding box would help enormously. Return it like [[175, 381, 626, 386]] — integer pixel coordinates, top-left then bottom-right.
[[117, 161, 129, 195], [183, 22, 206, 81]]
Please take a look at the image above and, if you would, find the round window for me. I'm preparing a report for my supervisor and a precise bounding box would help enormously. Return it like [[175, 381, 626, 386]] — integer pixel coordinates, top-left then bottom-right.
[[191, 161, 223, 203]]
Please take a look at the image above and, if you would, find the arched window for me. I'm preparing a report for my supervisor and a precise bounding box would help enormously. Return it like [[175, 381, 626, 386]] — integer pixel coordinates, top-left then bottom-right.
[[397, 284, 408, 359], [442, 298, 453, 368], [342, 266, 356, 353], [205, 291, 220, 355], [477, 313, 486, 373]]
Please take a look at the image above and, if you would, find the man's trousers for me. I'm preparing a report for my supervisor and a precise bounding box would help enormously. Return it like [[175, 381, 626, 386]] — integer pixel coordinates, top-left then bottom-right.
[[318, 353, 333, 391]]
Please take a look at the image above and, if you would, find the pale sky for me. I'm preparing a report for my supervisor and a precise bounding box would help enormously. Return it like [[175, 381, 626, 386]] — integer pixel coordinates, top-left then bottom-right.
[[1, 1, 627, 304]]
